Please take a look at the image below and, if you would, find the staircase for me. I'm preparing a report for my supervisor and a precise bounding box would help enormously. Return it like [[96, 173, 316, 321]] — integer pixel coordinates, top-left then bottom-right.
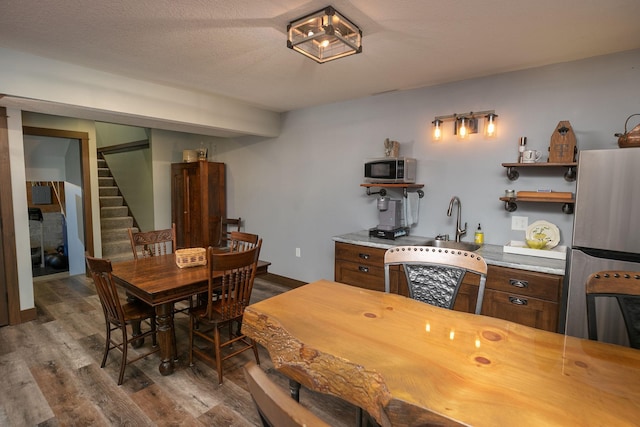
[[98, 157, 138, 262]]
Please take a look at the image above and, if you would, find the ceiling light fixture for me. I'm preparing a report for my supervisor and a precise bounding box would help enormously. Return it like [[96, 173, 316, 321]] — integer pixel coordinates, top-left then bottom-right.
[[432, 110, 498, 141], [287, 6, 362, 64]]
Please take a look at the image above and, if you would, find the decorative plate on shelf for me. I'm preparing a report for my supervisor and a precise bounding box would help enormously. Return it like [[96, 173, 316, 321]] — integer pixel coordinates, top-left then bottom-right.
[[526, 220, 560, 249]]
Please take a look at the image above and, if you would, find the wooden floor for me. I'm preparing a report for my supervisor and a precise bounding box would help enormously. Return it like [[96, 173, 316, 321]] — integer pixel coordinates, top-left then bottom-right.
[[0, 274, 358, 426]]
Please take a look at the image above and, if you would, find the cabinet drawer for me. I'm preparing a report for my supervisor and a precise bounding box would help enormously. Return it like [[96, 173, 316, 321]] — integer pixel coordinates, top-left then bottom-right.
[[482, 289, 559, 332], [486, 265, 562, 302], [335, 260, 388, 293], [335, 242, 386, 266]]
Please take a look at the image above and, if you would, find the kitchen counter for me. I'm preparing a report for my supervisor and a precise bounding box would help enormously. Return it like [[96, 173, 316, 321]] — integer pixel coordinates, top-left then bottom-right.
[[333, 230, 566, 275]]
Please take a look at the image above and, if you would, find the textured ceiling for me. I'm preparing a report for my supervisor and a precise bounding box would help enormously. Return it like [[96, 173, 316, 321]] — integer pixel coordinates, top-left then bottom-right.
[[1, 0, 640, 113]]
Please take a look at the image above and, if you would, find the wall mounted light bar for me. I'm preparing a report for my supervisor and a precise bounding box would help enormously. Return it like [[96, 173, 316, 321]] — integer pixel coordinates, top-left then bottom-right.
[[432, 110, 498, 141]]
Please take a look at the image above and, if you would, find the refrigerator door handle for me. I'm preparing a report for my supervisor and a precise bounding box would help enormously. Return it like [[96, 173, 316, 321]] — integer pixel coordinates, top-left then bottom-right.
[[575, 247, 640, 264]]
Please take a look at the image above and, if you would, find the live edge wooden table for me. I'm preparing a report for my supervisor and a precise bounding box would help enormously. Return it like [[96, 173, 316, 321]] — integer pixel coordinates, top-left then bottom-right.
[[241, 280, 640, 427], [111, 253, 270, 376]]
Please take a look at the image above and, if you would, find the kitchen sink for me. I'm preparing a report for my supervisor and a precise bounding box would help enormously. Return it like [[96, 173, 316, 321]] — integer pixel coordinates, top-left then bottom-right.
[[421, 239, 481, 252]]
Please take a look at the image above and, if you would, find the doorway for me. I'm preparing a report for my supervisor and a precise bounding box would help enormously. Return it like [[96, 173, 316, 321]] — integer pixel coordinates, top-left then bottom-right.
[[23, 126, 94, 274], [0, 119, 94, 325], [24, 137, 75, 278]]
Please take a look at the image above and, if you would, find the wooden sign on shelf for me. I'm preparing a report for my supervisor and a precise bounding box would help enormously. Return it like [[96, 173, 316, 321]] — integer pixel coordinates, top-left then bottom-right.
[[548, 121, 577, 163]]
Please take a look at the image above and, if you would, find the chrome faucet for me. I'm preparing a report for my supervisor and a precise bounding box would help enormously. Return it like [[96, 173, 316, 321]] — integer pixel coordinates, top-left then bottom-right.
[[447, 196, 467, 242]]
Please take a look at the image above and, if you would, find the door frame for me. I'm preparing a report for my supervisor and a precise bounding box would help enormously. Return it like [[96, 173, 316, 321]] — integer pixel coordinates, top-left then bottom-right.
[[0, 116, 94, 325], [0, 107, 16, 326], [23, 126, 94, 260]]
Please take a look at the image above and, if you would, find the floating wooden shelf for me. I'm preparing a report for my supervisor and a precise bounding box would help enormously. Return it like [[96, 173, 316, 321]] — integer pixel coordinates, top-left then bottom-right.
[[499, 196, 574, 204], [501, 162, 578, 168], [500, 161, 577, 213], [499, 197, 574, 214], [501, 162, 578, 181]]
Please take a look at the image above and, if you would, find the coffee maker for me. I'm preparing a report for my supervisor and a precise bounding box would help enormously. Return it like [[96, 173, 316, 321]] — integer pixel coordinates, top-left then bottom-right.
[[369, 197, 407, 239]]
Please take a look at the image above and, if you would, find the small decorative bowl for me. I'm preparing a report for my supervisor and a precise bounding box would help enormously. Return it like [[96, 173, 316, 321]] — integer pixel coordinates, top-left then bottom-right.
[[526, 239, 548, 250]]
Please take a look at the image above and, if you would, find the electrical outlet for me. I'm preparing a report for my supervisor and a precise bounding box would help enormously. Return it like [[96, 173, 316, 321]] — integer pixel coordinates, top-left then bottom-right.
[[295, 248, 301, 258], [511, 216, 529, 231]]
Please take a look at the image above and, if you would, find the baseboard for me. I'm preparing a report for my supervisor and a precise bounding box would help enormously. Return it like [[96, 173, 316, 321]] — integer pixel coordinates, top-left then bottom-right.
[[262, 272, 306, 289], [20, 307, 37, 323]]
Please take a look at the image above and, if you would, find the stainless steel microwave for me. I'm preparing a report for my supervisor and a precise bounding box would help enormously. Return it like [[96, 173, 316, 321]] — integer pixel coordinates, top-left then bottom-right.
[[364, 157, 417, 183]]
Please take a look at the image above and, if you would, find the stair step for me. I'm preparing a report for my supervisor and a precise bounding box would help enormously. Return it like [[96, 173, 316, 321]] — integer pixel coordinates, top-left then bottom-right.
[[101, 226, 138, 243], [104, 251, 135, 263], [99, 177, 115, 187], [102, 239, 134, 257], [99, 187, 119, 197], [100, 206, 129, 218], [101, 217, 134, 230], [96, 157, 137, 263], [100, 196, 124, 207]]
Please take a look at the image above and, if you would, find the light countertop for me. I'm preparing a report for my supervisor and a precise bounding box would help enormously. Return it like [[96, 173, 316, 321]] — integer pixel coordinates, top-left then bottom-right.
[[333, 230, 567, 275]]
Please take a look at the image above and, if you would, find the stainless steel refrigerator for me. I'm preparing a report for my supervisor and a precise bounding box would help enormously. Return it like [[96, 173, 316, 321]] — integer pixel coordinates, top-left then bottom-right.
[[564, 147, 640, 346]]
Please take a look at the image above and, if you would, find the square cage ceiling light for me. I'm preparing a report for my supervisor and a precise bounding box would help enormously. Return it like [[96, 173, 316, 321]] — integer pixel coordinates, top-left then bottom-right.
[[287, 6, 362, 63]]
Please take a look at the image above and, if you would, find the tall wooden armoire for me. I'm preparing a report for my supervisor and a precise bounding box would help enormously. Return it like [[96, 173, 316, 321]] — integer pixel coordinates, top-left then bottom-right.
[[171, 161, 226, 249]]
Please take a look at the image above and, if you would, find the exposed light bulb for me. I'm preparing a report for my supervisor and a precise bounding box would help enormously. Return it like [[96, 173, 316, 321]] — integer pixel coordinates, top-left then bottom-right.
[[307, 30, 314, 37], [486, 121, 495, 136], [432, 119, 442, 141], [458, 118, 468, 139], [320, 39, 330, 48], [484, 113, 498, 138]]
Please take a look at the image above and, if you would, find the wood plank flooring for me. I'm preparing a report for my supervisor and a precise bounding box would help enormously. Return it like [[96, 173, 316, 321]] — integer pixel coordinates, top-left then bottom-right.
[[0, 274, 359, 426]]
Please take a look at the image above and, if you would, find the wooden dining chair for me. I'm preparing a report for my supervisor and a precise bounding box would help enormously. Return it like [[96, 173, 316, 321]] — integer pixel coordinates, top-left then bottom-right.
[[586, 270, 640, 349], [128, 223, 176, 259], [384, 246, 488, 314], [127, 223, 181, 357], [243, 361, 331, 427], [189, 240, 262, 384], [229, 231, 259, 252], [85, 254, 159, 385], [220, 217, 242, 248]]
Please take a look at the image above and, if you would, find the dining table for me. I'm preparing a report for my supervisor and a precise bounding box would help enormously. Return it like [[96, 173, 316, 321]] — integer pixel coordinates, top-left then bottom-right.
[[241, 279, 640, 427], [111, 252, 270, 375]]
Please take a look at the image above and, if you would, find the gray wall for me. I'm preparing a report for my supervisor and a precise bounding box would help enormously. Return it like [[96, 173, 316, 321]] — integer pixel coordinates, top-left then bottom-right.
[[8, 49, 640, 310], [96, 122, 154, 232], [209, 49, 640, 283]]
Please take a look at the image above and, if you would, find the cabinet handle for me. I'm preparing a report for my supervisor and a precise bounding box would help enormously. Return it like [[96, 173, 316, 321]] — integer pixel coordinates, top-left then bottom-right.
[[508, 296, 528, 306], [358, 266, 369, 273], [509, 279, 529, 288], [358, 253, 370, 260]]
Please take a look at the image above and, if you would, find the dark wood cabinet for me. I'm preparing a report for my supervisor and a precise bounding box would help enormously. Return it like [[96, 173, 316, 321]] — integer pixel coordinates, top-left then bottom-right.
[[171, 161, 225, 249], [335, 242, 563, 332], [481, 265, 561, 332], [335, 242, 401, 294]]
